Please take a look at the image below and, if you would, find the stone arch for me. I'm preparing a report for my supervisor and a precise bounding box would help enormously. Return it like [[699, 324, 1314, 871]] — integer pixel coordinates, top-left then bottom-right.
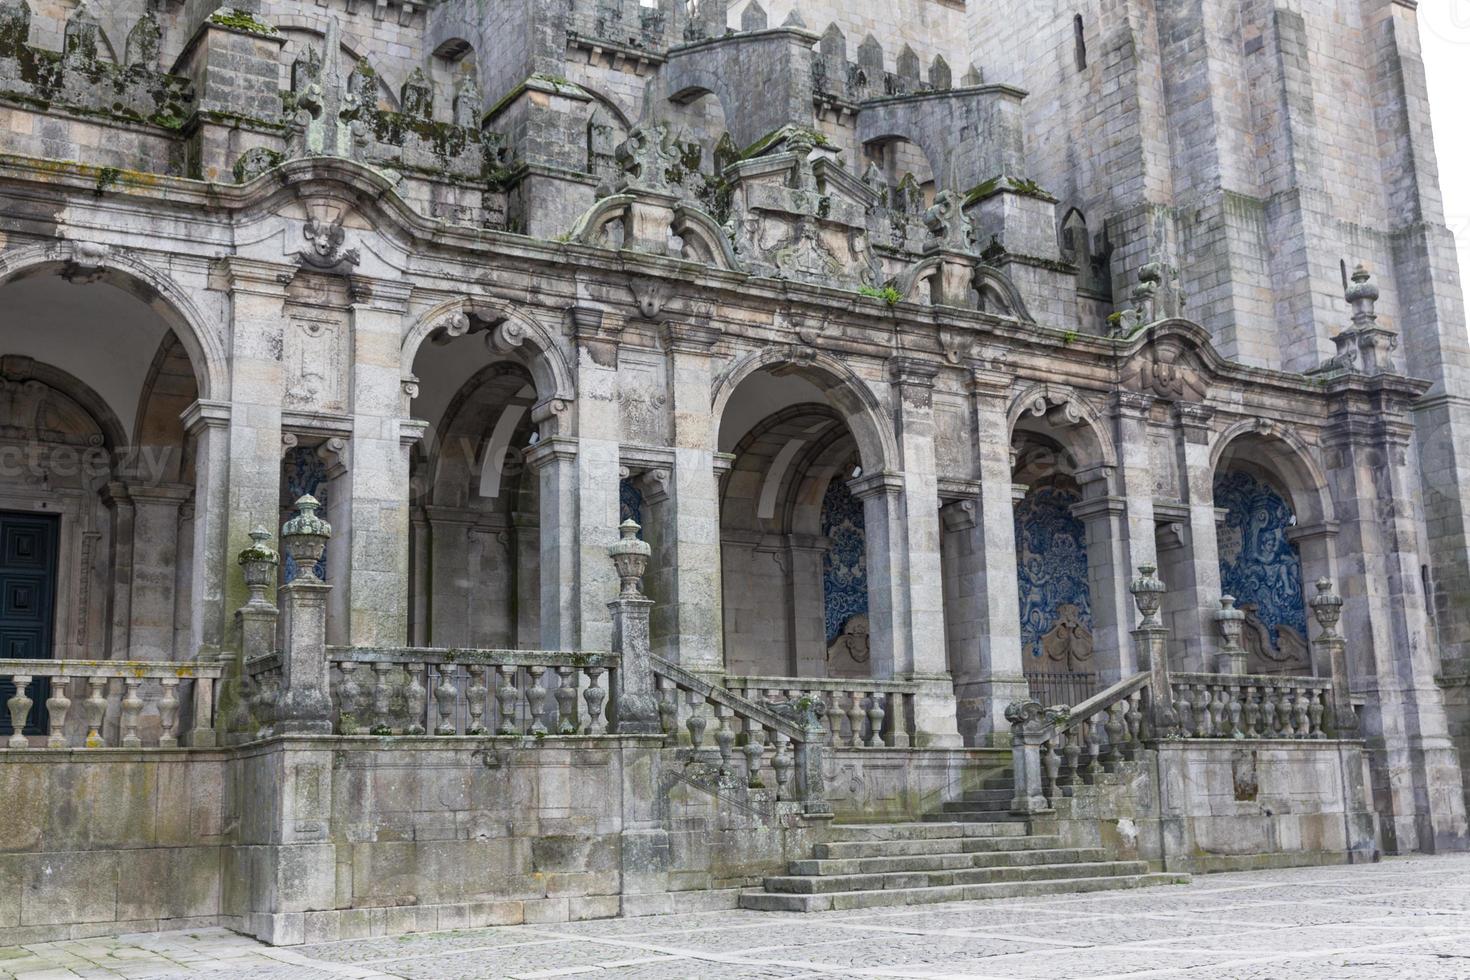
[[711, 347, 898, 474], [402, 296, 576, 408], [0, 356, 126, 454], [1208, 419, 1333, 528], [976, 265, 1033, 321], [0, 241, 227, 402], [1007, 383, 1116, 476], [271, 19, 402, 107]]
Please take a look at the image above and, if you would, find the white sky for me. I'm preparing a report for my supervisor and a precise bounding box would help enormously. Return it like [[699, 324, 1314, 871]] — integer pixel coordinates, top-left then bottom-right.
[[1421, 6, 1470, 305]]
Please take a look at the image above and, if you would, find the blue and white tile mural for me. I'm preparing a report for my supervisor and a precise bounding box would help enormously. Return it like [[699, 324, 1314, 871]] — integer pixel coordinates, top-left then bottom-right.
[[1014, 485, 1092, 661], [821, 476, 868, 645], [1214, 469, 1307, 647], [619, 477, 644, 539], [282, 445, 328, 582]]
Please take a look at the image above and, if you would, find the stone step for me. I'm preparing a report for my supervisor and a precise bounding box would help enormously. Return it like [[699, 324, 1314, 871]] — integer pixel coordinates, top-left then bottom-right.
[[739, 872, 1189, 913], [813, 834, 1066, 860], [823, 821, 1029, 842], [939, 800, 1015, 815], [921, 809, 1027, 822], [957, 788, 1015, 804], [763, 860, 1152, 895], [788, 846, 1110, 877]]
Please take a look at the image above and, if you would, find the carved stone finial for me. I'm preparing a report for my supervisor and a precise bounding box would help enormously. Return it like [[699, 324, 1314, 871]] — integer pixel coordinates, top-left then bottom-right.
[[1129, 563, 1166, 628], [1345, 264, 1378, 328], [1309, 578, 1343, 637], [923, 189, 974, 254], [281, 495, 332, 584], [237, 526, 279, 605], [615, 123, 676, 193], [607, 519, 651, 597], [1214, 595, 1247, 675]]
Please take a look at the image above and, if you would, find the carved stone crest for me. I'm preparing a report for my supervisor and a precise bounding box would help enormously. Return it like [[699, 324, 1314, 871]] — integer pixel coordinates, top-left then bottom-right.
[[297, 214, 361, 275]]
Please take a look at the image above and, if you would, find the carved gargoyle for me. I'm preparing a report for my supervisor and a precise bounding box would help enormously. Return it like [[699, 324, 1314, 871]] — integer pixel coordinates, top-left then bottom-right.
[[297, 215, 361, 275]]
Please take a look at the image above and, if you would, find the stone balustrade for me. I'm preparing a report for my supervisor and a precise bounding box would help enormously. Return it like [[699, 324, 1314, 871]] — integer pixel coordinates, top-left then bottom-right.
[[0, 659, 222, 749], [654, 656, 831, 815], [721, 675, 919, 748], [1170, 672, 1335, 740], [324, 647, 619, 737]]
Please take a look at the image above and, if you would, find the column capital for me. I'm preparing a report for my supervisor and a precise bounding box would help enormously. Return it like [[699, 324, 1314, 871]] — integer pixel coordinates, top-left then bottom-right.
[[399, 418, 429, 449], [940, 497, 978, 531], [524, 435, 578, 471], [848, 470, 905, 500], [211, 256, 293, 297], [1287, 520, 1339, 544], [349, 278, 413, 312], [180, 399, 231, 436], [659, 319, 722, 354], [1172, 402, 1215, 433], [888, 356, 940, 387], [1113, 390, 1156, 419], [1070, 494, 1127, 522], [967, 359, 1014, 396]]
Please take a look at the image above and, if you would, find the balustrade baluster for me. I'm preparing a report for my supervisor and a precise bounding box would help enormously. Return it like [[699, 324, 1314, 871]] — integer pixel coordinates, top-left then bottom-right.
[[1102, 700, 1125, 770], [371, 663, 394, 734], [1077, 722, 1098, 784], [865, 692, 885, 748], [582, 667, 607, 734], [46, 675, 70, 748], [1175, 687, 1194, 738], [844, 692, 864, 748], [525, 666, 548, 735], [82, 676, 106, 747], [496, 665, 521, 735], [1292, 686, 1310, 739], [1244, 685, 1261, 737], [553, 667, 577, 735], [656, 675, 678, 737], [1308, 687, 1326, 739], [433, 665, 459, 735], [1124, 692, 1143, 757], [158, 678, 181, 747], [712, 702, 734, 772], [120, 678, 144, 748], [1042, 738, 1060, 803], [6, 674, 32, 748], [772, 732, 792, 798], [337, 662, 363, 734], [684, 689, 707, 750], [1210, 685, 1229, 738], [1058, 728, 1080, 797], [403, 665, 428, 735], [463, 665, 488, 735], [1261, 685, 1279, 736], [743, 721, 767, 788], [1194, 683, 1213, 738], [1227, 684, 1243, 738]]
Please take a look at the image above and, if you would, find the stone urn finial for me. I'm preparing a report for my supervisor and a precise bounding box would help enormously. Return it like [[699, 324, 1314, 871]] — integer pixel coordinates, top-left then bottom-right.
[[607, 519, 650, 597], [281, 494, 331, 584], [1214, 595, 1245, 645], [237, 525, 279, 605], [1129, 563, 1166, 628], [1310, 578, 1343, 637]]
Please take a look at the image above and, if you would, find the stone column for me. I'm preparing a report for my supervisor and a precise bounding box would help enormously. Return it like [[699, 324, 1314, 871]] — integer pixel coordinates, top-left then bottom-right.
[[1289, 521, 1339, 676], [183, 400, 232, 659], [886, 359, 959, 744], [275, 496, 333, 735], [658, 320, 725, 673], [1308, 579, 1355, 737], [785, 535, 829, 677], [1170, 403, 1222, 671], [955, 364, 1029, 744], [1072, 491, 1131, 683], [849, 472, 907, 683], [344, 286, 413, 645], [225, 527, 279, 739], [570, 308, 623, 652], [217, 259, 289, 627], [525, 435, 578, 649], [101, 482, 136, 660], [608, 520, 659, 734], [1324, 391, 1469, 852]]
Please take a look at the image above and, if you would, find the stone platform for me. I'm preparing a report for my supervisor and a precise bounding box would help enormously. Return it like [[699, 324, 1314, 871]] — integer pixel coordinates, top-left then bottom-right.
[[2, 855, 1467, 979]]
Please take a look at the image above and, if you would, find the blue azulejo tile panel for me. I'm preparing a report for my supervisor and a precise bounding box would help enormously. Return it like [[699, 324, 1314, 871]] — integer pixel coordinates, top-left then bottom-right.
[[1015, 485, 1092, 661], [1214, 469, 1307, 647], [619, 477, 645, 538], [822, 476, 867, 645]]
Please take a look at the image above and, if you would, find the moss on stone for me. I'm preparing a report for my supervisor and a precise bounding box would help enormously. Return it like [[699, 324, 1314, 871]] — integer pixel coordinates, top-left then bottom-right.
[[207, 8, 280, 36]]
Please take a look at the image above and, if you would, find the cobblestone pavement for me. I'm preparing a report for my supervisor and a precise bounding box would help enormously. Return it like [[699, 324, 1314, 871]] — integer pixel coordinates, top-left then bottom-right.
[[4, 855, 1470, 979]]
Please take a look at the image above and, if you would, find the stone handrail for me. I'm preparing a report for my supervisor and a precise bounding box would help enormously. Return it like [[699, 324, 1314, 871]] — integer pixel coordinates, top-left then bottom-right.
[[1006, 671, 1151, 813], [324, 646, 620, 737], [1, 659, 222, 749], [721, 674, 919, 748], [1170, 672, 1336, 739], [652, 656, 831, 814]]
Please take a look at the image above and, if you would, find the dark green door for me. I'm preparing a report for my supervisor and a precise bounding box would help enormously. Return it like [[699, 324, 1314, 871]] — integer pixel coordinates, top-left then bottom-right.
[[0, 512, 59, 736]]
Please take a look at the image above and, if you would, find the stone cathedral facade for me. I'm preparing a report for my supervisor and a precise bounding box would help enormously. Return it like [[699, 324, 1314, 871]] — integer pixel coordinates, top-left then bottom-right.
[[0, 0, 1468, 945]]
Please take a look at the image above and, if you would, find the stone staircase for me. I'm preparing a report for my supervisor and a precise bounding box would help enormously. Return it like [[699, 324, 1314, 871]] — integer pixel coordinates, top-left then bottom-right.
[[740, 771, 1188, 912]]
